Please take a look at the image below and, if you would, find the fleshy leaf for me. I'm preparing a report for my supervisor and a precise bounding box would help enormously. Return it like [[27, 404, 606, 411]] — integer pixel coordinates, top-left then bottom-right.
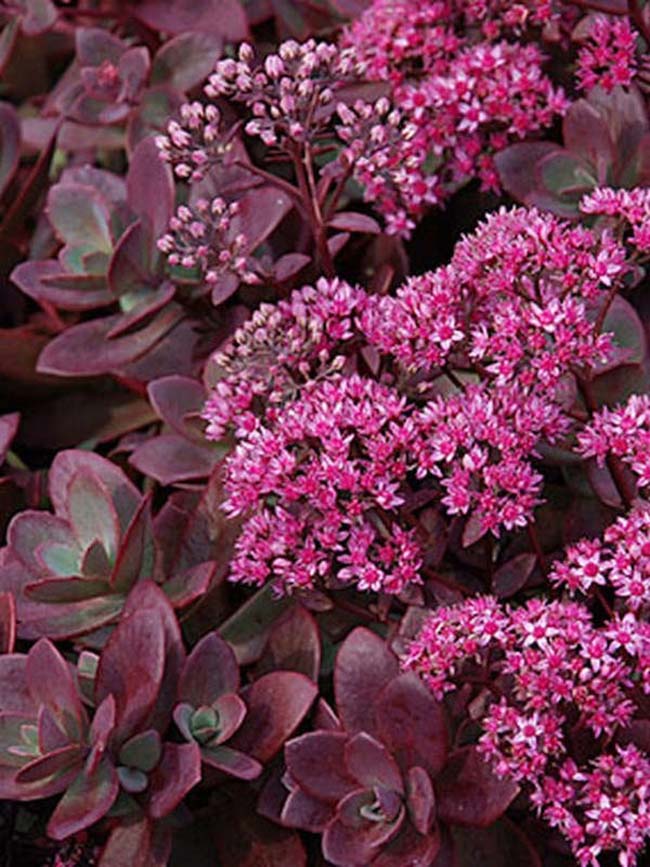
[[285, 732, 354, 803], [147, 741, 201, 819], [26, 639, 85, 742], [333, 627, 398, 735], [436, 747, 519, 828], [47, 758, 119, 841], [230, 672, 317, 763], [178, 631, 239, 707], [200, 744, 262, 780]]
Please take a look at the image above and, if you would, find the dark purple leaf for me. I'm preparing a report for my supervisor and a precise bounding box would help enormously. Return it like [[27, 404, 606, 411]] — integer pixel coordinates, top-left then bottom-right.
[[0, 412, 19, 466], [273, 253, 311, 282], [0, 592, 15, 654], [0, 102, 20, 200], [15, 744, 81, 784], [109, 493, 154, 592], [106, 283, 176, 339], [94, 608, 165, 744], [178, 631, 239, 707], [231, 671, 317, 763], [280, 788, 333, 832], [201, 744, 262, 779], [131, 0, 248, 41], [258, 605, 321, 681], [11, 261, 113, 310], [375, 674, 449, 778], [127, 137, 174, 242], [25, 578, 109, 604], [236, 186, 292, 251], [147, 375, 206, 438], [99, 817, 171, 867], [333, 627, 398, 734], [406, 766, 435, 836], [344, 732, 403, 793], [147, 741, 201, 818], [0, 656, 33, 713], [108, 221, 159, 298], [492, 553, 536, 599], [47, 184, 113, 253], [322, 791, 405, 866], [437, 747, 519, 828], [595, 294, 646, 374], [450, 818, 541, 867], [36, 304, 184, 376], [47, 758, 119, 840], [151, 32, 222, 91], [129, 435, 218, 485], [26, 639, 85, 740], [328, 212, 381, 234], [285, 732, 355, 803], [373, 823, 440, 867], [219, 582, 294, 665]]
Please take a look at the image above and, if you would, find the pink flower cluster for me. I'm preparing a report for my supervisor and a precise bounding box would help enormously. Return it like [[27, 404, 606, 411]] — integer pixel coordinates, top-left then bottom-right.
[[202, 277, 366, 440], [581, 186, 650, 255], [334, 97, 441, 237], [339, 0, 567, 229], [157, 197, 258, 289], [404, 596, 650, 866], [578, 394, 650, 487], [415, 41, 567, 194], [222, 374, 421, 595], [551, 505, 650, 610], [155, 101, 231, 183], [205, 40, 360, 147], [362, 207, 626, 394], [411, 382, 565, 536], [576, 16, 638, 94]]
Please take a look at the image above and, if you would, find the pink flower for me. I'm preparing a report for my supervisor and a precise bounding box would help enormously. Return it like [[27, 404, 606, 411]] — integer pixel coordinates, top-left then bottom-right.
[[576, 16, 637, 93]]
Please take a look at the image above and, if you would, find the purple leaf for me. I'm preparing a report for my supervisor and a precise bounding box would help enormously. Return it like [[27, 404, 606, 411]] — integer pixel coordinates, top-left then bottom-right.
[[328, 212, 381, 234], [0, 412, 19, 466], [178, 631, 239, 707], [109, 493, 154, 592], [450, 818, 541, 867], [47, 760, 119, 840], [200, 744, 262, 780], [25, 578, 109, 604], [147, 375, 206, 438], [236, 186, 292, 251], [0, 657, 32, 713], [131, 0, 249, 41], [322, 791, 405, 866], [48, 450, 140, 534], [373, 823, 440, 867], [281, 788, 333, 832], [108, 221, 159, 298], [344, 732, 403, 793], [0, 592, 15, 654], [0, 102, 20, 200], [76, 26, 125, 65], [285, 732, 355, 803], [106, 283, 176, 339], [375, 673, 449, 778], [437, 747, 519, 829], [595, 294, 647, 374], [11, 261, 113, 311], [47, 184, 113, 253], [26, 639, 85, 741], [273, 253, 311, 282], [333, 627, 398, 734], [406, 766, 436, 836], [129, 435, 218, 485], [231, 671, 317, 763], [151, 32, 222, 92], [147, 741, 201, 819], [94, 608, 165, 744], [492, 553, 536, 599], [36, 304, 184, 376], [67, 471, 120, 558], [127, 137, 174, 242], [15, 744, 81, 785], [99, 817, 171, 867], [258, 605, 321, 681], [20, 596, 126, 642]]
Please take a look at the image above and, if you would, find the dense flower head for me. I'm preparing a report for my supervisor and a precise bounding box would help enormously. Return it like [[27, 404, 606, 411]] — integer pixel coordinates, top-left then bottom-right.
[[202, 278, 367, 440], [411, 382, 567, 536], [157, 196, 257, 288], [334, 97, 440, 237], [363, 206, 624, 393], [222, 374, 421, 594], [205, 40, 361, 147], [405, 595, 650, 866], [576, 16, 638, 94], [551, 505, 650, 611], [577, 394, 650, 487], [155, 101, 232, 183], [581, 186, 650, 255], [416, 41, 568, 193]]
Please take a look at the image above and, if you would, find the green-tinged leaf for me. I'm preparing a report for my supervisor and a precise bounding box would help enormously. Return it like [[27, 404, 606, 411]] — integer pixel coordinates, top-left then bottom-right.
[[219, 584, 293, 665]]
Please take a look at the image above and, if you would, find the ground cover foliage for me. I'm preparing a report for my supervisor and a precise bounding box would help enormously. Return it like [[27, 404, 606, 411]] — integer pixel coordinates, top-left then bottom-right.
[[1, 1, 650, 865]]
